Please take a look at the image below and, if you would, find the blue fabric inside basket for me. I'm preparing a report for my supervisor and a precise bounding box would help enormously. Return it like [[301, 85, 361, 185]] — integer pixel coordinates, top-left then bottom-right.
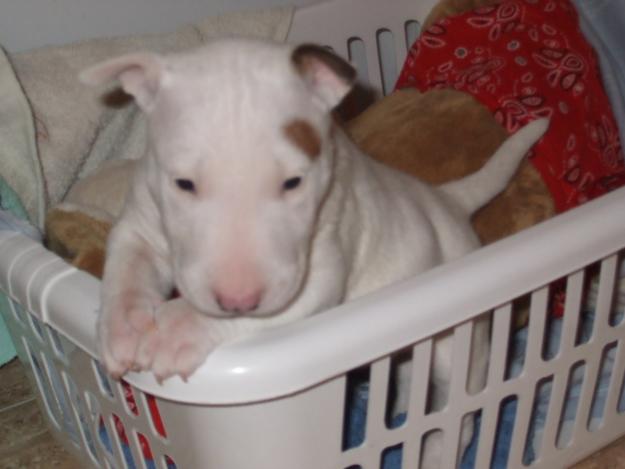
[[345, 310, 622, 468]]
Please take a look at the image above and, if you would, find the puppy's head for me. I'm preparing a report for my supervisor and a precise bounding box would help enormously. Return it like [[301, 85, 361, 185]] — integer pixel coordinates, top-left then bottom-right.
[[81, 39, 355, 318]]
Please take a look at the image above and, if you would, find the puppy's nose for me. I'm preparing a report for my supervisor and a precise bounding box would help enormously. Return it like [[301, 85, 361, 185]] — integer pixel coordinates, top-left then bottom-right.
[[214, 289, 263, 314]]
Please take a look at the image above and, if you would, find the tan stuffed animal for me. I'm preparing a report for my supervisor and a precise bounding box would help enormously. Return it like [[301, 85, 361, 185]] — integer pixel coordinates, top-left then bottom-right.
[[45, 209, 112, 278], [45, 87, 554, 278], [348, 88, 554, 245], [45, 159, 134, 278]]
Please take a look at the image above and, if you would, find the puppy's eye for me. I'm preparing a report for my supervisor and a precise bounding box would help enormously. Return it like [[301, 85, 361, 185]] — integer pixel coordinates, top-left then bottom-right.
[[175, 178, 196, 193], [282, 177, 302, 191]]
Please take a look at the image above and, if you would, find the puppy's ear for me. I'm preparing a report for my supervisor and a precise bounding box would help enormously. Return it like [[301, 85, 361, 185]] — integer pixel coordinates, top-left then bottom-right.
[[292, 44, 356, 110], [79, 53, 165, 111]]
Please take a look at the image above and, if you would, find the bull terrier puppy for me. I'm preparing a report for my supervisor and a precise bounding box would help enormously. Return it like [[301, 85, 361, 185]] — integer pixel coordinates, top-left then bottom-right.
[[82, 37, 547, 465]]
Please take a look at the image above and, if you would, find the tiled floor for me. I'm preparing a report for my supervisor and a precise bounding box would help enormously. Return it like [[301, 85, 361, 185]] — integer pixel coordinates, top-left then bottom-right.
[[1, 357, 625, 468], [0, 358, 81, 468]]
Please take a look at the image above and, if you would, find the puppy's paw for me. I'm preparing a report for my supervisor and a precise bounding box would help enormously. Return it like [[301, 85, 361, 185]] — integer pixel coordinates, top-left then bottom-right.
[[136, 299, 223, 382], [97, 300, 156, 379]]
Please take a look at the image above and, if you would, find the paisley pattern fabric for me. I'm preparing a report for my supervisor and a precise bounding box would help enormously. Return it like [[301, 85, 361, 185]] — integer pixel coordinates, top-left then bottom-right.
[[396, 0, 625, 212]]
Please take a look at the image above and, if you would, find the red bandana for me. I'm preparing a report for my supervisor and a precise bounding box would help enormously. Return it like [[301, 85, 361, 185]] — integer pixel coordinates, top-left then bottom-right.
[[395, 0, 625, 212]]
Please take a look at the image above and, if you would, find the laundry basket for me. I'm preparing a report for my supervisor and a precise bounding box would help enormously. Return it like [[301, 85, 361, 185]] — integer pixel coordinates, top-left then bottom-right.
[[2, 0, 625, 468]]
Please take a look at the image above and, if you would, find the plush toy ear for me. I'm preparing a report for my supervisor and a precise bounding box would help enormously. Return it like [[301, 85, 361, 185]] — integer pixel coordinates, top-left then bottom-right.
[[292, 44, 356, 110], [79, 53, 166, 111]]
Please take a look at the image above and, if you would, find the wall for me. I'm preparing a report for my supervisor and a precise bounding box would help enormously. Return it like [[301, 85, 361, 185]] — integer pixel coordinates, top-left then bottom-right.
[[0, 0, 322, 52]]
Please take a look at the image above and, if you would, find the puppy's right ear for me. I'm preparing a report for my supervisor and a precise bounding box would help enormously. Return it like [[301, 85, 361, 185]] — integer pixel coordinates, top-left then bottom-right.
[[79, 53, 166, 112]]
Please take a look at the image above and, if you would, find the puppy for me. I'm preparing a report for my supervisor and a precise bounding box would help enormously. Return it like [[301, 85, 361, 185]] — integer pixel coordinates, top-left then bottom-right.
[[82, 38, 547, 465]]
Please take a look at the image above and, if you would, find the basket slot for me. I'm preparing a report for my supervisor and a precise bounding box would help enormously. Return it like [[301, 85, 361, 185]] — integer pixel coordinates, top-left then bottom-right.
[[407, 339, 433, 419], [345, 356, 392, 464], [136, 432, 179, 469], [572, 346, 604, 435], [473, 403, 498, 467], [101, 413, 129, 468], [404, 20, 421, 50], [138, 390, 168, 440], [120, 381, 140, 417], [380, 442, 403, 468], [474, 396, 518, 468], [541, 369, 573, 451], [162, 455, 178, 469], [24, 339, 61, 430], [64, 373, 100, 465], [96, 413, 116, 465], [41, 351, 80, 443], [525, 376, 555, 463], [603, 341, 625, 427], [448, 322, 473, 401], [596, 255, 619, 329], [393, 21, 410, 68], [347, 37, 369, 85], [585, 343, 615, 431], [366, 356, 391, 434], [556, 361, 586, 448], [375, 29, 398, 95], [505, 296, 532, 380], [440, 322, 474, 468], [507, 380, 538, 465], [612, 252, 625, 326], [23, 336, 78, 440], [400, 339, 432, 468], [93, 358, 115, 399], [526, 287, 550, 366], [383, 349, 412, 429], [120, 424, 144, 469], [488, 303, 513, 384], [363, 34, 383, 93], [84, 391, 120, 467], [560, 270, 585, 353]]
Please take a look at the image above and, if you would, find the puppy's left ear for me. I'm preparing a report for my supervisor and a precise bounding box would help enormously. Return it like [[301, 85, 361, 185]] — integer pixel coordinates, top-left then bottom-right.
[[292, 44, 356, 110], [79, 52, 166, 112]]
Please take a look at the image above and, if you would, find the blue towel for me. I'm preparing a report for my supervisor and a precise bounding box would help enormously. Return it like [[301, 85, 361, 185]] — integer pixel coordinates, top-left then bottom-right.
[[345, 310, 621, 468]]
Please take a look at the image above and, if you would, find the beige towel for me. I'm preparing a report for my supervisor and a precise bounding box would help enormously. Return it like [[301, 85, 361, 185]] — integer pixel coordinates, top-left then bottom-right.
[[3, 6, 293, 227], [0, 48, 43, 225]]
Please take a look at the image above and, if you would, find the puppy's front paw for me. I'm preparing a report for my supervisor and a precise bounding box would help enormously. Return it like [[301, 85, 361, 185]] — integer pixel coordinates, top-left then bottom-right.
[[136, 299, 222, 382], [98, 300, 156, 379]]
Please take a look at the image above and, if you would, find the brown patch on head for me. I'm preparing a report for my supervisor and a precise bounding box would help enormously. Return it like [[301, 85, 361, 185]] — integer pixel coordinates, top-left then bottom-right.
[[283, 119, 321, 159]]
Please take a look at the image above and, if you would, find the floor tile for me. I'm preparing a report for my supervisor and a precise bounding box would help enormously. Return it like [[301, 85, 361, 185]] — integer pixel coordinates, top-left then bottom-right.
[[0, 430, 82, 469], [0, 398, 47, 455], [573, 435, 625, 468], [0, 358, 33, 410]]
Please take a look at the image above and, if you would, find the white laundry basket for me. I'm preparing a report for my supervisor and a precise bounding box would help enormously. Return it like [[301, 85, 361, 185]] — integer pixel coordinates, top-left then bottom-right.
[[2, 0, 625, 468]]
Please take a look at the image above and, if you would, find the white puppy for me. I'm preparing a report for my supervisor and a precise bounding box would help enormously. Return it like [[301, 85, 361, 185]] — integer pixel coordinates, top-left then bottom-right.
[[82, 39, 546, 449], [82, 38, 547, 465]]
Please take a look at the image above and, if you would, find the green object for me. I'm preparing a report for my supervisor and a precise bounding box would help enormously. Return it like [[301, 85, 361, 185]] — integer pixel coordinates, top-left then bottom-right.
[[0, 176, 30, 366], [0, 294, 16, 366]]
